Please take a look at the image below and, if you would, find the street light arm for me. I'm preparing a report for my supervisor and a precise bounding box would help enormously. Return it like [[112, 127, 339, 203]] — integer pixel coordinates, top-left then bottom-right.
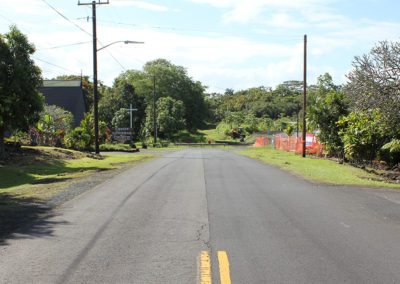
[[97, 40, 144, 52]]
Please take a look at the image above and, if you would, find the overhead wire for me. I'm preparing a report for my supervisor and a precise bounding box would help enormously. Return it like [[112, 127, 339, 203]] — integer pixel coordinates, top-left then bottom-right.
[[40, 0, 92, 37], [40, 0, 128, 72], [95, 19, 304, 41], [37, 41, 92, 50], [33, 57, 78, 74]]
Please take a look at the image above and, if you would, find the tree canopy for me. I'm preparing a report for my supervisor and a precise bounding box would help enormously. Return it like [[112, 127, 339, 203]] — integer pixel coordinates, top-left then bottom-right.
[[0, 26, 43, 158]]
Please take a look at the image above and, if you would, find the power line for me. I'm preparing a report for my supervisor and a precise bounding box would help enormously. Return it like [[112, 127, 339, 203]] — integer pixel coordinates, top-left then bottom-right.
[[40, 0, 92, 37], [41, 0, 126, 71], [33, 56, 77, 73], [95, 19, 304, 41], [37, 41, 92, 50]]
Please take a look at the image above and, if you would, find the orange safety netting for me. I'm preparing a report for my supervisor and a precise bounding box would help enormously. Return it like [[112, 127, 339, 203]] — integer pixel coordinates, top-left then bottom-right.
[[254, 137, 269, 147], [273, 134, 324, 156]]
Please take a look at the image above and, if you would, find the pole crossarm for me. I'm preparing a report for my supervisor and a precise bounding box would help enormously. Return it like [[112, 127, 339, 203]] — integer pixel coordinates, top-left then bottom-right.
[[78, 0, 109, 5]]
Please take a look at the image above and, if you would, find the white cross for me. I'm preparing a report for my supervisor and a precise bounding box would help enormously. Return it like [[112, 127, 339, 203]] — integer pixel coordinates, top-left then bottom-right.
[[126, 104, 138, 129]]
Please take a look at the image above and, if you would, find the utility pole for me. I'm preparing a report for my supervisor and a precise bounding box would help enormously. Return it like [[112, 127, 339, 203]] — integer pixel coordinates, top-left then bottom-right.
[[302, 34, 307, 158], [153, 76, 157, 144], [78, 0, 109, 154]]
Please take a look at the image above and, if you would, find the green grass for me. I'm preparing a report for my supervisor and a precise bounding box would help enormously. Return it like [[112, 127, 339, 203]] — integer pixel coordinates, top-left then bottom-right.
[[0, 146, 154, 240], [0, 147, 153, 193], [198, 129, 230, 142], [99, 143, 137, 152], [239, 146, 400, 188]]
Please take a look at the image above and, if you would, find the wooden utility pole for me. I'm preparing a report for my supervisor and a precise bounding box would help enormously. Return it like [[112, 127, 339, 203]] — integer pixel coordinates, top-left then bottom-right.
[[153, 76, 157, 144], [302, 34, 307, 158], [78, 0, 109, 154]]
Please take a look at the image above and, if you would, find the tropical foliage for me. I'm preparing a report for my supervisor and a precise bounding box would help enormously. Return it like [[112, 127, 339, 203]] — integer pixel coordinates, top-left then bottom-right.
[[0, 26, 43, 158]]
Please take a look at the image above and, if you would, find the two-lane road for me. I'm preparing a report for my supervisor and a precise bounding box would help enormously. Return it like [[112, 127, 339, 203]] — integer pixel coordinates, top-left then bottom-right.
[[1, 148, 400, 283]]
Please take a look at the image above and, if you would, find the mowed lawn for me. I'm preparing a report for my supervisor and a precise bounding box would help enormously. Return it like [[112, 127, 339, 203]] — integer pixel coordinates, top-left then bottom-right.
[[0, 146, 152, 198], [239, 146, 400, 188]]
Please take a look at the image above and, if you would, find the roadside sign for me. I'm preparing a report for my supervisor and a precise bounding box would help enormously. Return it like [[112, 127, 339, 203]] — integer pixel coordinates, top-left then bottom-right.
[[112, 127, 133, 142]]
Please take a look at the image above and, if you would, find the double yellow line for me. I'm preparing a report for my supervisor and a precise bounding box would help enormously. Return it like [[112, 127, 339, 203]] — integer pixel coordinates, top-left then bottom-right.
[[199, 251, 232, 284]]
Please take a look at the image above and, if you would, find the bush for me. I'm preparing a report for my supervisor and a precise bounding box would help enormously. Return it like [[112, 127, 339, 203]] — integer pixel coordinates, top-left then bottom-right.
[[64, 127, 91, 150], [380, 139, 400, 166], [99, 143, 137, 152], [337, 110, 388, 163]]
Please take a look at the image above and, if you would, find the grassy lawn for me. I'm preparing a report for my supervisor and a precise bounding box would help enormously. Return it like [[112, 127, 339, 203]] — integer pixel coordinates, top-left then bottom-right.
[[0, 146, 154, 240], [239, 146, 400, 188], [0, 146, 153, 198], [198, 129, 230, 141]]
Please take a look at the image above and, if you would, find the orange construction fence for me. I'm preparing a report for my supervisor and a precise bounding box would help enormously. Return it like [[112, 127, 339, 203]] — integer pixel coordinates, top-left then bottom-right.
[[273, 134, 324, 156], [254, 137, 269, 147]]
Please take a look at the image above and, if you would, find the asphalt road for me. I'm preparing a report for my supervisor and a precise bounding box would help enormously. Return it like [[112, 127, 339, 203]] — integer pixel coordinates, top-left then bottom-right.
[[1, 148, 400, 283]]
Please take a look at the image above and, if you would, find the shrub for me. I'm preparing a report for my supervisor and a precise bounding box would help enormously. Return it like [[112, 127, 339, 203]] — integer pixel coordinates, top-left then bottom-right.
[[337, 110, 388, 163], [64, 127, 91, 150]]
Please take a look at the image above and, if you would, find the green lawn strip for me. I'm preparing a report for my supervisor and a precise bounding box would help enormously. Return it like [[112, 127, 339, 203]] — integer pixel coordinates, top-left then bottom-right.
[[0, 149, 154, 240], [198, 129, 231, 141], [146, 146, 184, 151], [99, 143, 137, 152], [239, 147, 400, 188], [0, 152, 153, 192]]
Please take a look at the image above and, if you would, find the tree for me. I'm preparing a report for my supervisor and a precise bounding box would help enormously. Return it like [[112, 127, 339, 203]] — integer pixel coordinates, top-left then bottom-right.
[[0, 26, 43, 158], [112, 108, 130, 128], [145, 96, 185, 139], [143, 59, 207, 130], [346, 41, 400, 134], [308, 73, 348, 155], [99, 79, 146, 137], [337, 110, 389, 163]]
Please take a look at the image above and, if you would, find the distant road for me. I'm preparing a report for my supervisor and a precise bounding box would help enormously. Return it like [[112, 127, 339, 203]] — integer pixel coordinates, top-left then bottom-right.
[[1, 148, 400, 283]]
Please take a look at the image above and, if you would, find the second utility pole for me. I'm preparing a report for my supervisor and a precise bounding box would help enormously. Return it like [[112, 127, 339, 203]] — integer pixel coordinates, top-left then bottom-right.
[[302, 34, 307, 158], [78, 0, 109, 154], [153, 75, 157, 144]]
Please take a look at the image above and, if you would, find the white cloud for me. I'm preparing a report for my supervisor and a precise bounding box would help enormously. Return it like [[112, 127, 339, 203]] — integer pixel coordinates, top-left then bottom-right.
[[267, 13, 307, 29], [111, 0, 170, 11], [191, 0, 337, 24], [1, 0, 48, 16]]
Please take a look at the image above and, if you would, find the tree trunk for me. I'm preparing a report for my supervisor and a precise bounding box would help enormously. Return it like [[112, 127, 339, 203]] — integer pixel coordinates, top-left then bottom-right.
[[0, 126, 5, 160]]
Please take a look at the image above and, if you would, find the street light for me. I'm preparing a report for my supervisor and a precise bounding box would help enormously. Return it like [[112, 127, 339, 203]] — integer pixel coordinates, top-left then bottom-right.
[[97, 40, 144, 52], [92, 40, 144, 154]]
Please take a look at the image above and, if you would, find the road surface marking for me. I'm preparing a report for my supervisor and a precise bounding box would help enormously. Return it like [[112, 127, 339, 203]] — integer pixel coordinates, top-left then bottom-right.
[[218, 251, 232, 284], [199, 251, 212, 284]]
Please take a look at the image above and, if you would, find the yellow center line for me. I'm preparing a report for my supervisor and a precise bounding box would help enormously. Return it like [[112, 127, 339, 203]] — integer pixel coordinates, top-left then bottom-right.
[[199, 251, 212, 284], [218, 251, 232, 284]]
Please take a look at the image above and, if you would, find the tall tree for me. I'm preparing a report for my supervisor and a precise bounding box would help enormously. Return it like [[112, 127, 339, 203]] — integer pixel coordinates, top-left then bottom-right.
[[145, 96, 185, 139], [0, 26, 43, 158], [143, 59, 207, 130], [308, 73, 348, 155], [99, 79, 146, 136], [346, 41, 400, 135]]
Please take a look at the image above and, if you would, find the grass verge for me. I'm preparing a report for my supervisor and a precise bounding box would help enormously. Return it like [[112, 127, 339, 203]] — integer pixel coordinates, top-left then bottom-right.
[[0, 146, 153, 199], [239, 146, 400, 188], [0, 146, 153, 242]]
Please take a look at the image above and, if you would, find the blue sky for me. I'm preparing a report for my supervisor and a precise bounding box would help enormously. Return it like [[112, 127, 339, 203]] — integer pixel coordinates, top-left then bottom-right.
[[1, 0, 400, 93]]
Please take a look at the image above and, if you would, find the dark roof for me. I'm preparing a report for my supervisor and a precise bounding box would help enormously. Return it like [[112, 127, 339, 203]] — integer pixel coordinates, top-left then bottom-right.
[[43, 80, 82, 88], [40, 80, 87, 127]]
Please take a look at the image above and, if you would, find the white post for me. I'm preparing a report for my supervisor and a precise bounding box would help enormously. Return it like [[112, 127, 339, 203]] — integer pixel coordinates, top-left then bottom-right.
[[130, 103, 133, 129], [126, 104, 138, 129]]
